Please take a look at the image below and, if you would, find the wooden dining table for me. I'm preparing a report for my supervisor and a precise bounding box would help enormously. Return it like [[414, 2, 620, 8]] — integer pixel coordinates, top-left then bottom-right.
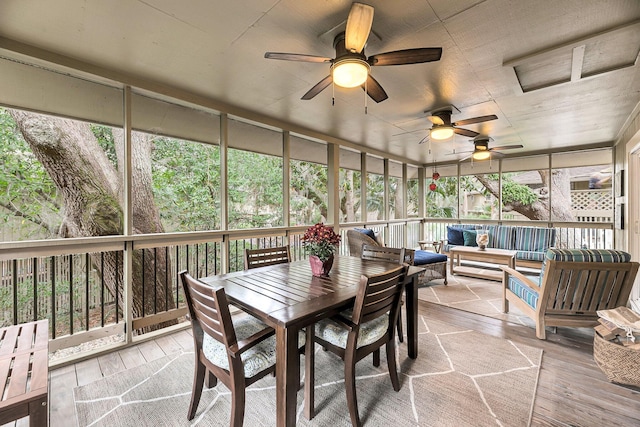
[[199, 255, 423, 427]]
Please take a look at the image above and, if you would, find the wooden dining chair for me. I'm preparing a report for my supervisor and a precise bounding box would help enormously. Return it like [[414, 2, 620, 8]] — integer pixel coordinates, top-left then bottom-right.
[[361, 244, 409, 342], [244, 245, 291, 269], [306, 265, 408, 427], [180, 270, 296, 427]]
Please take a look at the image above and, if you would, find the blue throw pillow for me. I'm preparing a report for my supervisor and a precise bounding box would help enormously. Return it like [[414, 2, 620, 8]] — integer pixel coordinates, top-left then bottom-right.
[[353, 228, 376, 241], [463, 230, 478, 246], [446, 226, 465, 246]]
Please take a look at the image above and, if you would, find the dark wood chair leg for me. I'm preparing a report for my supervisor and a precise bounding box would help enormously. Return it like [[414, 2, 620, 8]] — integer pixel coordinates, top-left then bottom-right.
[[372, 348, 380, 367], [386, 341, 400, 391], [230, 375, 246, 427], [397, 305, 404, 343], [188, 360, 207, 420], [204, 369, 218, 388], [344, 354, 362, 427]]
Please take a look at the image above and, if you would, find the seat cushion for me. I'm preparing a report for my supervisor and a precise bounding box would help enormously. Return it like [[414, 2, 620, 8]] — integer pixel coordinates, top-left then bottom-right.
[[515, 250, 546, 262], [507, 276, 541, 309], [315, 309, 389, 349], [488, 225, 515, 250], [413, 250, 447, 265], [515, 227, 556, 252], [203, 313, 304, 378], [540, 248, 633, 279], [545, 248, 632, 263]]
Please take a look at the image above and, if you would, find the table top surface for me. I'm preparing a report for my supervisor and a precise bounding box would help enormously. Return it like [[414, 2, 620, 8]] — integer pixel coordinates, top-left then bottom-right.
[[449, 246, 518, 256], [199, 255, 405, 329]]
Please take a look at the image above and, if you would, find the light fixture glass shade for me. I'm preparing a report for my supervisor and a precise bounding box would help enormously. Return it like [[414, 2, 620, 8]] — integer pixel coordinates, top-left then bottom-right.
[[430, 126, 454, 140], [472, 150, 491, 160], [332, 59, 370, 88]]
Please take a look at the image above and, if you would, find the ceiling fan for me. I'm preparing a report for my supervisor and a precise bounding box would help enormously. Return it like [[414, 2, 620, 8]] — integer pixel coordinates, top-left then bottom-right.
[[453, 137, 523, 161], [264, 2, 442, 103], [425, 107, 498, 141]]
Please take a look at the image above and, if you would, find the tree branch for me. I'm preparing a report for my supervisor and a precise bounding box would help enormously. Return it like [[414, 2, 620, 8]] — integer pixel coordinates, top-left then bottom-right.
[[0, 201, 55, 234]]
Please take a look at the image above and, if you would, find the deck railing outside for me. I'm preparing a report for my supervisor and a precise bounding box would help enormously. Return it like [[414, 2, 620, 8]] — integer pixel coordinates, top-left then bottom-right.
[[0, 219, 613, 362]]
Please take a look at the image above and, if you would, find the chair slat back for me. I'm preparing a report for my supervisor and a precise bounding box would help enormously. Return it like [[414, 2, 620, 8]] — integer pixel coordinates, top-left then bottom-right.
[[540, 260, 639, 316], [180, 270, 236, 347], [352, 265, 407, 325], [244, 245, 291, 270], [361, 245, 405, 265]]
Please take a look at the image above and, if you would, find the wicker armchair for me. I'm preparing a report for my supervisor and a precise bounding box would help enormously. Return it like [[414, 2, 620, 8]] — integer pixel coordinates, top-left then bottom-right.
[[347, 229, 381, 257]]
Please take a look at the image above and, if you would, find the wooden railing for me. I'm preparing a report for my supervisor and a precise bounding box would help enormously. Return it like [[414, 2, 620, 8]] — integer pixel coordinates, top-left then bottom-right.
[[0, 218, 614, 363]]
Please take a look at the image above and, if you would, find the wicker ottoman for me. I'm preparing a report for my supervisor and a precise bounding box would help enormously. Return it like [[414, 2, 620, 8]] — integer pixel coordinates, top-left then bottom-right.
[[413, 250, 448, 286]]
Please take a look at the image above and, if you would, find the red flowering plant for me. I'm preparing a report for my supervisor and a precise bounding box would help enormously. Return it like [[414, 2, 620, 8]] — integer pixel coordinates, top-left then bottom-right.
[[302, 223, 341, 261]]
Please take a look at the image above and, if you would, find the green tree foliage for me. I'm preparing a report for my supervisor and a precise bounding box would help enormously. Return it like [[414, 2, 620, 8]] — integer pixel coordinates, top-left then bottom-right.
[[228, 148, 283, 229], [151, 136, 221, 231], [0, 109, 60, 239]]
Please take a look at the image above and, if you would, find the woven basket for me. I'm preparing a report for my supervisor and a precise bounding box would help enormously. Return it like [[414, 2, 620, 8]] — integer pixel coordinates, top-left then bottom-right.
[[593, 332, 640, 387]]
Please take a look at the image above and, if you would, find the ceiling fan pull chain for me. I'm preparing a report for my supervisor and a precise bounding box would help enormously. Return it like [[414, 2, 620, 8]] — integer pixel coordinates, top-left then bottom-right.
[[364, 78, 368, 114], [332, 80, 335, 106]]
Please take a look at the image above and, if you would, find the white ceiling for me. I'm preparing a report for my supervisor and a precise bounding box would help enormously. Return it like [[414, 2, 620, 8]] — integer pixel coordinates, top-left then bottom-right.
[[0, 0, 639, 166]]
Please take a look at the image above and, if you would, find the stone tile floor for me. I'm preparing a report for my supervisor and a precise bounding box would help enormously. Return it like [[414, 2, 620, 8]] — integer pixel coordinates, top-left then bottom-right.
[[418, 273, 536, 329]]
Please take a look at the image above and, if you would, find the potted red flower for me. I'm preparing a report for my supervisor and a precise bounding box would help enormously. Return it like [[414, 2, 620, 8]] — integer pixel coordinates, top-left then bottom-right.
[[302, 223, 341, 276]]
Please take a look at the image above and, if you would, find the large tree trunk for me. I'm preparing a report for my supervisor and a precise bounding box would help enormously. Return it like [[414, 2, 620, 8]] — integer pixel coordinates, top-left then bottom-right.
[[341, 170, 356, 222], [475, 169, 574, 221], [9, 110, 175, 332]]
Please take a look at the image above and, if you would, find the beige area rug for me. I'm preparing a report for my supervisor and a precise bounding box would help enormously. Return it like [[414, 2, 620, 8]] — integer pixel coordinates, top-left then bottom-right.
[[419, 272, 537, 330], [74, 317, 542, 427]]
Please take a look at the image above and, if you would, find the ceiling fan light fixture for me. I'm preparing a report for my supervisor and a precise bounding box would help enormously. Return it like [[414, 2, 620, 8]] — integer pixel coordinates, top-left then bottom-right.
[[332, 58, 370, 88], [430, 125, 454, 140], [472, 150, 491, 160]]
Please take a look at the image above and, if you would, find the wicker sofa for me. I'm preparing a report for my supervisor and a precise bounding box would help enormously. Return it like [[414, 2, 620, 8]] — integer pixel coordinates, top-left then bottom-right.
[[442, 224, 556, 269], [347, 228, 447, 285]]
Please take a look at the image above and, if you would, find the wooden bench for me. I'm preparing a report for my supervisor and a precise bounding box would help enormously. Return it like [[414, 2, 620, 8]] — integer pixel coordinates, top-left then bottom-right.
[[0, 319, 49, 426]]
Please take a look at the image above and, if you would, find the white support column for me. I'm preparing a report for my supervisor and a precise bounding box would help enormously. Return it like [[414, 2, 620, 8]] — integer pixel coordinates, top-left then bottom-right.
[[498, 159, 503, 221], [361, 153, 367, 222], [383, 159, 389, 245], [418, 167, 425, 241], [327, 143, 340, 229], [220, 113, 229, 273], [402, 163, 408, 246], [283, 131, 290, 228], [122, 86, 133, 344]]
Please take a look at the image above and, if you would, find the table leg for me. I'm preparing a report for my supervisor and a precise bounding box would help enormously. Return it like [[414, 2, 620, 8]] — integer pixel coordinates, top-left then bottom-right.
[[275, 325, 300, 427], [304, 326, 315, 420], [406, 275, 419, 359], [449, 253, 455, 276]]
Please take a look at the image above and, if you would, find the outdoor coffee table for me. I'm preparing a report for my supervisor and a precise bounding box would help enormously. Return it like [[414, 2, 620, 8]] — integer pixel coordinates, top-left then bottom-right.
[[449, 246, 517, 281]]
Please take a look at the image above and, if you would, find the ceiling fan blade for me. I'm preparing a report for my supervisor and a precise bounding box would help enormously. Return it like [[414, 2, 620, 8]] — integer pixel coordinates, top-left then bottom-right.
[[453, 114, 498, 126], [264, 52, 332, 63], [458, 154, 473, 162], [446, 149, 473, 155], [427, 115, 445, 125], [301, 75, 333, 100], [490, 144, 524, 151], [344, 2, 374, 53], [363, 75, 388, 103], [368, 48, 442, 66], [454, 128, 479, 138]]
